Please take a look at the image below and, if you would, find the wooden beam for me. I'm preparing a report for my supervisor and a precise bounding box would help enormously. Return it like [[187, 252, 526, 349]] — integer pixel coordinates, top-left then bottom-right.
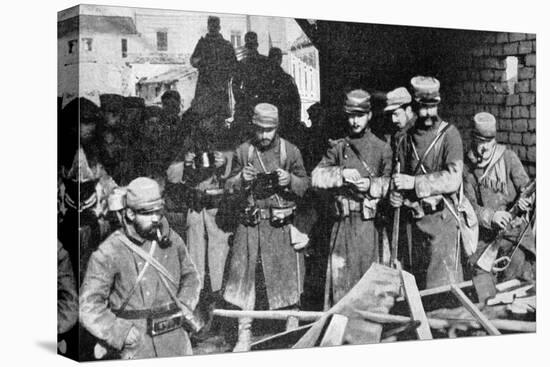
[[319, 314, 349, 347], [401, 270, 433, 340], [450, 284, 501, 336]]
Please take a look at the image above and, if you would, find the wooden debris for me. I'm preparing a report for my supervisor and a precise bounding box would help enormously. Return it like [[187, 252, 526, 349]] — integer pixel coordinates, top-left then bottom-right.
[[401, 270, 433, 340], [451, 284, 501, 336], [319, 314, 349, 347]]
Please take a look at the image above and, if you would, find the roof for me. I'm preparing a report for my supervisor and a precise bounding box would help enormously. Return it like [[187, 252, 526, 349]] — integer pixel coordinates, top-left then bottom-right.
[[58, 15, 138, 38], [291, 33, 313, 50], [137, 66, 197, 85]]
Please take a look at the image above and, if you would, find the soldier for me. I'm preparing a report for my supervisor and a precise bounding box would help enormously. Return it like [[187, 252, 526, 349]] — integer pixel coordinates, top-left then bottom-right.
[[223, 103, 310, 352], [383, 87, 414, 267], [390, 76, 465, 290], [232, 32, 271, 130], [79, 177, 201, 360], [464, 112, 535, 281], [57, 240, 78, 357], [312, 89, 392, 308], [166, 111, 237, 336], [266, 47, 301, 144], [190, 16, 237, 119]]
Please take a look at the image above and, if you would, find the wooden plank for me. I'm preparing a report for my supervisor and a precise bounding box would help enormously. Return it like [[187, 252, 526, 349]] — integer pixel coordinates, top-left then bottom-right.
[[450, 284, 501, 336], [401, 270, 433, 340], [251, 324, 312, 351], [319, 314, 349, 347]]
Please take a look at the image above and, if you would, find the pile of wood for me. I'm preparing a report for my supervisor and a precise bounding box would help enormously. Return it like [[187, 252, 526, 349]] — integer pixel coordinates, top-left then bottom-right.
[[213, 264, 536, 351]]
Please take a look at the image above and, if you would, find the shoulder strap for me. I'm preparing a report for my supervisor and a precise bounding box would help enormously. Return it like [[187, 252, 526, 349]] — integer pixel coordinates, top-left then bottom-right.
[[246, 144, 254, 167], [345, 137, 376, 178], [118, 234, 178, 287], [279, 138, 287, 169], [411, 121, 451, 175]]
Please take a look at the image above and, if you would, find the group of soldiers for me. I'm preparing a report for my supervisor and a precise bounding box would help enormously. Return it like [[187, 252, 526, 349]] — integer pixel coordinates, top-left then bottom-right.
[[57, 16, 535, 361]]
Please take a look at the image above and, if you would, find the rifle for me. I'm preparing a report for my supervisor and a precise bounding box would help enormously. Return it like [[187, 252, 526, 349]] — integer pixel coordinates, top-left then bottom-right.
[[476, 180, 535, 272], [390, 162, 402, 269]]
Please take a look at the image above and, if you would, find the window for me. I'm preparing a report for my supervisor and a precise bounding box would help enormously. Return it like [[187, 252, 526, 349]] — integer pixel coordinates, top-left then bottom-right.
[[121, 39, 128, 58], [68, 39, 78, 54], [231, 32, 242, 48], [505, 56, 518, 95], [82, 38, 93, 51], [157, 31, 168, 51]]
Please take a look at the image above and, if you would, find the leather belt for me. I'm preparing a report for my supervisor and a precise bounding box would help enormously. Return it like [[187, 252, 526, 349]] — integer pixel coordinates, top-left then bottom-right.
[[113, 302, 179, 320]]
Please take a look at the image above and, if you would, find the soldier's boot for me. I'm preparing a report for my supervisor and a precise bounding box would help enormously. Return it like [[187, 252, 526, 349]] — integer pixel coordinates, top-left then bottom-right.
[[233, 317, 252, 352]]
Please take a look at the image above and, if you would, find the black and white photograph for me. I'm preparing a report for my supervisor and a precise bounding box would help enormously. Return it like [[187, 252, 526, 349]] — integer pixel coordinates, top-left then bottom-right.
[[51, 1, 540, 364]]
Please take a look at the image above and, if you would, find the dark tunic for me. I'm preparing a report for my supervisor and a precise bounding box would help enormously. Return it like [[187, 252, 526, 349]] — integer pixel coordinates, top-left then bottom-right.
[[312, 130, 392, 308], [190, 33, 237, 118], [223, 136, 310, 310], [400, 119, 464, 289], [79, 221, 201, 359], [232, 50, 271, 125], [464, 146, 535, 280]]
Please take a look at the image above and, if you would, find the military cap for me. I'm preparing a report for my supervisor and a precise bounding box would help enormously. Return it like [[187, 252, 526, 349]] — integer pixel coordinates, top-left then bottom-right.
[[124, 96, 145, 109], [99, 93, 124, 113], [252, 103, 279, 128], [472, 112, 497, 140], [245, 32, 259, 48], [126, 177, 165, 212], [161, 90, 181, 103], [384, 87, 412, 112], [410, 76, 441, 105], [344, 89, 371, 114]]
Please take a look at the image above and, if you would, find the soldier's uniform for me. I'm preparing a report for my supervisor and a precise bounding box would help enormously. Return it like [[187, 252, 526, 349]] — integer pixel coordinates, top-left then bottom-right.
[[312, 90, 392, 308], [58, 240, 78, 357], [398, 77, 466, 289], [464, 112, 535, 281], [166, 113, 238, 323], [190, 16, 237, 119], [223, 103, 310, 351], [79, 178, 201, 360], [232, 32, 271, 128]]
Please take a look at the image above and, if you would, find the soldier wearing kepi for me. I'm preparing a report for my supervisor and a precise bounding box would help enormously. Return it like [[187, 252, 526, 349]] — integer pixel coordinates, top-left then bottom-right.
[[312, 89, 392, 308], [223, 103, 310, 352], [383, 87, 414, 267], [390, 76, 467, 289], [464, 112, 535, 281], [79, 177, 201, 360]]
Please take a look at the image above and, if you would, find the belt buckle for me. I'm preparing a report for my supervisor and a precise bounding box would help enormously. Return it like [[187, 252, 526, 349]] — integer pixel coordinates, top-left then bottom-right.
[[147, 312, 183, 337]]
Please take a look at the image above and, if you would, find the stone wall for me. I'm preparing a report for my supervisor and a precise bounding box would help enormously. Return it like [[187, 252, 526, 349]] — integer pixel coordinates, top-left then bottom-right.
[[442, 32, 536, 176]]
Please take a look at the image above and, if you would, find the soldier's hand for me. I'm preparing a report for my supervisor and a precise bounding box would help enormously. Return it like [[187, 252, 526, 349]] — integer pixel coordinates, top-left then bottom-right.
[[342, 168, 361, 183], [492, 211, 512, 229], [353, 177, 370, 192], [390, 191, 404, 208], [184, 152, 196, 164], [213, 151, 226, 168], [517, 197, 532, 212], [124, 326, 141, 348], [242, 164, 258, 181], [393, 173, 415, 190], [276, 168, 291, 187]]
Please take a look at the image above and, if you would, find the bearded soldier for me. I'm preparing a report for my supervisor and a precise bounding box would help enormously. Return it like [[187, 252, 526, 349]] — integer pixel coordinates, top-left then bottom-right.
[[390, 76, 466, 290], [312, 89, 392, 308], [80, 177, 201, 360], [223, 103, 310, 352], [464, 112, 535, 281]]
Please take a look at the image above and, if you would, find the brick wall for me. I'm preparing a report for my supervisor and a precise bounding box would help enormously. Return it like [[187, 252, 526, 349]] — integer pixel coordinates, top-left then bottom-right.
[[442, 32, 536, 176]]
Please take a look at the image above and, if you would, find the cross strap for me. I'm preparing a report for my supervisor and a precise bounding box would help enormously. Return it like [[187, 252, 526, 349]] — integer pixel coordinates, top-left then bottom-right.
[[411, 121, 451, 175], [344, 138, 376, 178]]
